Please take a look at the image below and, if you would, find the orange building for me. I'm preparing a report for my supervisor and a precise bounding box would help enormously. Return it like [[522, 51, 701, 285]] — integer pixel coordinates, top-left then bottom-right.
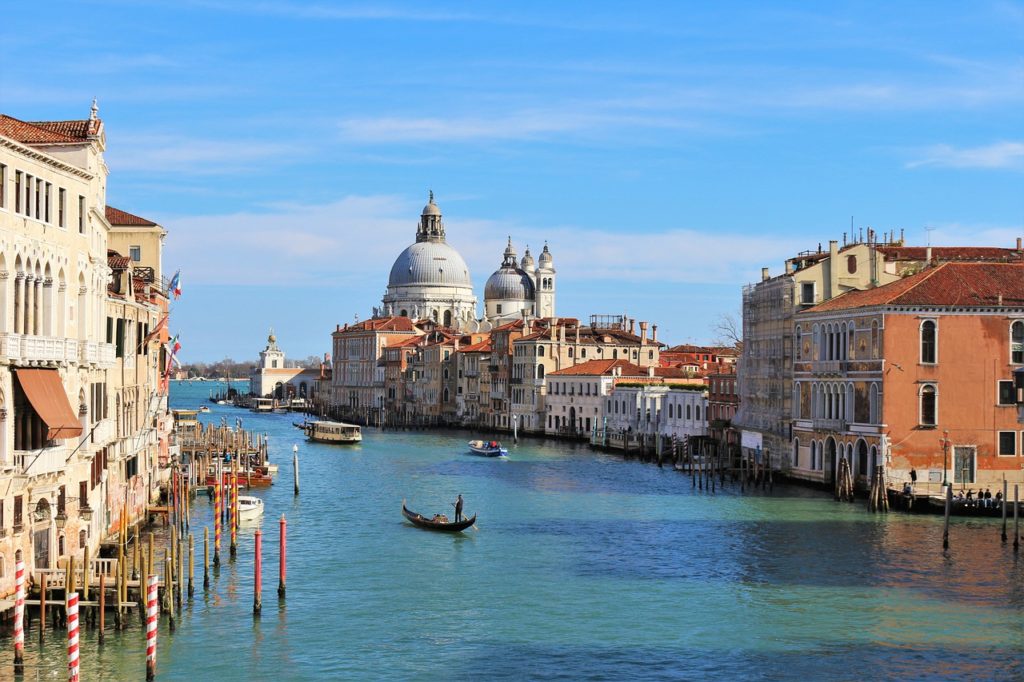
[[792, 262, 1024, 492]]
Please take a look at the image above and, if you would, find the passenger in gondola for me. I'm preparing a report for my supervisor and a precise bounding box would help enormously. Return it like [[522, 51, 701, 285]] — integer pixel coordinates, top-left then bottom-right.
[[453, 494, 464, 522], [902, 481, 913, 496], [966, 489, 975, 506], [995, 490, 1004, 505]]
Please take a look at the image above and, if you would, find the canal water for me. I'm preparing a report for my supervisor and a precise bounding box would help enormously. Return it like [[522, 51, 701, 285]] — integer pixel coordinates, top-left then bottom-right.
[[3, 380, 1024, 680]]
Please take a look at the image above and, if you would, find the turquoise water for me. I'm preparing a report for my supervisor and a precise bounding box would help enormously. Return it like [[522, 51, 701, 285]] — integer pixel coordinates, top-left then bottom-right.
[[2, 380, 1024, 680]]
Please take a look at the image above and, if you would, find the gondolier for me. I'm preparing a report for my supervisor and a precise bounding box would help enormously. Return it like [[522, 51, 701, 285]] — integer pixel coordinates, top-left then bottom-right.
[[453, 494, 464, 522]]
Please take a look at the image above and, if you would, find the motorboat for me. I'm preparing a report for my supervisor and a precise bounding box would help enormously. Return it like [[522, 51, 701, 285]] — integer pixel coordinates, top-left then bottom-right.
[[467, 440, 508, 457], [238, 495, 264, 521], [198, 406, 211, 413]]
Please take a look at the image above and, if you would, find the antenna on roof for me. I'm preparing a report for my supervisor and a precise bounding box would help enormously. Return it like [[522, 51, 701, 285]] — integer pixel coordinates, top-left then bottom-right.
[[924, 225, 936, 247]]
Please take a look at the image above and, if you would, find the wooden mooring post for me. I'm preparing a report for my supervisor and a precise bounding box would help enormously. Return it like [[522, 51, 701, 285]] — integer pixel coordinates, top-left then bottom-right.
[[1015, 484, 1020, 553], [943, 484, 952, 550]]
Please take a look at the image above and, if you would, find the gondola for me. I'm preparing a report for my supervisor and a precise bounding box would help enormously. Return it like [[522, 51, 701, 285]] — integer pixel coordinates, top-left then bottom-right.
[[402, 502, 476, 532]]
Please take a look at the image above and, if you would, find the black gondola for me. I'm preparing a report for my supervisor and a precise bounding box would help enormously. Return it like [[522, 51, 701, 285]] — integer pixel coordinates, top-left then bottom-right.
[[402, 502, 476, 532]]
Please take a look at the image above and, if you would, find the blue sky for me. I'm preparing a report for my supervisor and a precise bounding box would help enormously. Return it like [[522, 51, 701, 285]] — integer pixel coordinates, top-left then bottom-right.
[[3, 1, 1022, 361]]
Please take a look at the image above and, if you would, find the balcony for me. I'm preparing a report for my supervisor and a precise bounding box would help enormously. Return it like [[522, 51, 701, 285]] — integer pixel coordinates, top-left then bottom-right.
[[812, 418, 847, 432], [810, 360, 844, 376], [0, 333, 81, 366], [17, 444, 70, 477]]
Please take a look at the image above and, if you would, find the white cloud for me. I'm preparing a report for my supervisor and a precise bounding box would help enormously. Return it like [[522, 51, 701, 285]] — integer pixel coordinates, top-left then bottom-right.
[[162, 194, 802, 294], [905, 141, 1024, 169]]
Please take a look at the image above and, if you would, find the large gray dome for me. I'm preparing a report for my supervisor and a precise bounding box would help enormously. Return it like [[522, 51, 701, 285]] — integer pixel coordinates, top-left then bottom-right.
[[388, 240, 473, 287], [485, 267, 535, 300]]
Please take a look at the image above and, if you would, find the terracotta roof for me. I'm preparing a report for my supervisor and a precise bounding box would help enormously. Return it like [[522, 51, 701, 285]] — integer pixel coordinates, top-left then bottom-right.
[[548, 359, 647, 377], [387, 336, 426, 349], [458, 339, 492, 353], [0, 114, 101, 145], [877, 246, 1023, 263], [492, 319, 525, 332], [334, 316, 418, 334], [803, 262, 1024, 313], [106, 206, 157, 226], [107, 250, 131, 269]]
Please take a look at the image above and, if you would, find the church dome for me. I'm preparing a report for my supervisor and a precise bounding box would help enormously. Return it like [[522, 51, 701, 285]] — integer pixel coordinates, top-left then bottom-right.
[[485, 267, 535, 301], [422, 190, 441, 216], [388, 240, 473, 287], [520, 246, 535, 272], [538, 243, 554, 269]]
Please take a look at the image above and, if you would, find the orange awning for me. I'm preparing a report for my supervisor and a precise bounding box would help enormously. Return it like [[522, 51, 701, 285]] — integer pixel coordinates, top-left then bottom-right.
[[15, 369, 83, 440]]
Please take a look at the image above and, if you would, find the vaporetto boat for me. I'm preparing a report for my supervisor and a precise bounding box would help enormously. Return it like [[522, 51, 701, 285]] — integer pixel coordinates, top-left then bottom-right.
[[305, 420, 363, 444]]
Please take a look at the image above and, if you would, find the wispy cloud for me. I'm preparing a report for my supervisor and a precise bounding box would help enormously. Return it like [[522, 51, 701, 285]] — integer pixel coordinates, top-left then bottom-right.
[[106, 135, 301, 174], [905, 141, 1024, 169]]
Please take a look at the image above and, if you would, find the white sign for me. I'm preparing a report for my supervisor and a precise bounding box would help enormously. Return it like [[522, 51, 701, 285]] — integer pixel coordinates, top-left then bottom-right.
[[741, 430, 763, 449]]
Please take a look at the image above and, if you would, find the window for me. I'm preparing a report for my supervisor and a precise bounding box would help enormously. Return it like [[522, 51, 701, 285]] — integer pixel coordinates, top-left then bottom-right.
[[115, 318, 125, 357], [58, 188, 66, 227], [538, 346, 545, 357], [14, 171, 22, 212], [847, 255, 857, 274], [0, 164, 5, 208], [953, 446, 975, 484], [34, 178, 41, 218], [920, 384, 937, 426], [496, 304, 502, 315], [130, 246, 141, 262], [998, 432, 1017, 456], [1012, 321, 1024, 364], [801, 282, 815, 305], [581, 348, 587, 358], [44, 182, 51, 222], [920, 320, 936, 364], [998, 380, 1016, 406], [78, 195, 86, 233]]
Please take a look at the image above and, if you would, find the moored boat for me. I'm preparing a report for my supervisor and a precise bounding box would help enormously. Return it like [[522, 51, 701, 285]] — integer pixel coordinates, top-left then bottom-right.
[[198, 405, 211, 413], [306, 420, 362, 444], [238, 495, 264, 521], [467, 440, 508, 457], [402, 502, 476, 532]]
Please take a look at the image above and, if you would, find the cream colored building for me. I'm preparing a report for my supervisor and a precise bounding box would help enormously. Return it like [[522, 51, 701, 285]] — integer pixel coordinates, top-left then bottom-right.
[[0, 106, 172, 596]]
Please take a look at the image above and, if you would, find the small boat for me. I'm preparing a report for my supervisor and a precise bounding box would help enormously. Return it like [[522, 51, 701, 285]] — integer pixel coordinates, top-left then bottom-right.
[[217, 400, 228, 405], [467, 440, 508, 457], [402, 502, 476, 532], [238, 495, 264, 521], [198, 406, 211, 413], [306, 420, 362, 444]]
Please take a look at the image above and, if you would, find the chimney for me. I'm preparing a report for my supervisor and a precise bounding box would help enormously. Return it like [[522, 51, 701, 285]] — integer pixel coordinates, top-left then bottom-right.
[[784, 260, 793, 274], [1017, 237, 1022, 252], [761, 267, 770, 281], [647, 366, 655, 377], [575, 325, 580, 344], [639, 321, 648, 345], [651, 324, 658, 343], [926, 246, 932, 264], [998, 293, 1003, 306], [336, 324, 341, 332], [629, 318, 635, 335], [550, 323, 556, 341], [559, 324, 566, 343], [828, 240, 839, 298]]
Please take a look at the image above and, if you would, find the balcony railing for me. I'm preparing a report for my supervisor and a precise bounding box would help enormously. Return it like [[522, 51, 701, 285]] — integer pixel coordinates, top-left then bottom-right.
[[17, 444, 70, 477], [0, 333, 114, 367], [812, 418, 847, 432]]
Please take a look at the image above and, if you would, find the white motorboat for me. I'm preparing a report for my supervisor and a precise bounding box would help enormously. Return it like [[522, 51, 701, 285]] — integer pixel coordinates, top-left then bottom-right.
[[467, 440, 509, 457], [238, 495, 264, 521]]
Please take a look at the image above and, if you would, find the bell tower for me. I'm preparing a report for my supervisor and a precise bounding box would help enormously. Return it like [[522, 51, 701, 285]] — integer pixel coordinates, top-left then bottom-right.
[[416, 190, 446, 242], [535, 242, 556, 318]]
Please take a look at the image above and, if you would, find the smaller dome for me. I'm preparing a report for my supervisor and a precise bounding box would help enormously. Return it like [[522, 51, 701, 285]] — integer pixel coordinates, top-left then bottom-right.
[[521, 245, 535, 271], [538, 243, 554, 268], [485, 267, 535, 301]]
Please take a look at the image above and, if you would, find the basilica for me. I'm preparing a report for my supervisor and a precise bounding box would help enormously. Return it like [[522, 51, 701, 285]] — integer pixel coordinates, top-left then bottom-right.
[[374, 192, 555, 330]]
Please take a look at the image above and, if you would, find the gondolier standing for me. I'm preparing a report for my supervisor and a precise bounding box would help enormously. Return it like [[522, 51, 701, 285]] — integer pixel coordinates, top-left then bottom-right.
[[453, 494, 464, 522]]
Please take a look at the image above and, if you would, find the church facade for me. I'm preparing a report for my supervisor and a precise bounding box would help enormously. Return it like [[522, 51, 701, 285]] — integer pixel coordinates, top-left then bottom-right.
[[375, 192, 556, 328]]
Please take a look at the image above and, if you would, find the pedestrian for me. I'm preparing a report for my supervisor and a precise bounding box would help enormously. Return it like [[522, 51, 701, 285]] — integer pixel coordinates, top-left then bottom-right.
[[453, 494, 464, 523], [910, 468, 917, 486]]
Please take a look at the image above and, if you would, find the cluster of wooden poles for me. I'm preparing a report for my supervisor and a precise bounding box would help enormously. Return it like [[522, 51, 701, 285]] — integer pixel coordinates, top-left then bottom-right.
[[9, 459, 289, 680], [622, 434, 776, 494]]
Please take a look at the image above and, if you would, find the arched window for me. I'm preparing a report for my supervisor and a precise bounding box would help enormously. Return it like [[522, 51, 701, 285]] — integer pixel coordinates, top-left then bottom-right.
[[537, 365, 544, 380], [1011, 321, 1024, 364], [869, 383, 879, 424], [920, 384, 937, 426], [810, 440, 817, 470], [612, 349, 618, 359], [796, 327, 802, 360], [443, 310, 452, 327], [400, 309, 407, 317], [920, 320, 937, 364], [443, 388, 449, 402], [871, 320, 879, 358], [793, 438, 800, 468], [538, 346, 545, 357], [581, 348, 587, 358], [686, 404, 691, 420], [695, 405, 701, 421]]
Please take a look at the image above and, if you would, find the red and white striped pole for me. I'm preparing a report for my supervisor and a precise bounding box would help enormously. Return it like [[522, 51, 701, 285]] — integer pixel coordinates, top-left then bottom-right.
[[213, 467, 222, 567], [229, 473, 238, 558], [67, 592, 80, 682], [13, 552, 25, 674], [146, 574, 158, 681]]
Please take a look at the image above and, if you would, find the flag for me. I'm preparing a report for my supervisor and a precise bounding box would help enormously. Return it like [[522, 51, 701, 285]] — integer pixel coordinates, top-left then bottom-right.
[[144, 314, 169, 343], [170, 333, 181, 356], [169, 270, 182, 299]]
